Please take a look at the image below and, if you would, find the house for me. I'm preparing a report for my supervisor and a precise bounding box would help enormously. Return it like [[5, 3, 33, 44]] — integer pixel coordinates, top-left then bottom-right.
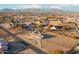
[[0, 38, 8, 54], [47, 20, 64, 30]]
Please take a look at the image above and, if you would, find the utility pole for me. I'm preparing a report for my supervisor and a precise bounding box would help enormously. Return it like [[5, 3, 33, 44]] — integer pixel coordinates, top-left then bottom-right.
[[31, 30, 43, 49], [75, 18, 79, 33], [35, 38, 42, 49]]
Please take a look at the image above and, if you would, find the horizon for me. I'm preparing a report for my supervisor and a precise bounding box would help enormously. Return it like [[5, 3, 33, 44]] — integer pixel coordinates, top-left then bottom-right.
[[0, 4, 79, 12]]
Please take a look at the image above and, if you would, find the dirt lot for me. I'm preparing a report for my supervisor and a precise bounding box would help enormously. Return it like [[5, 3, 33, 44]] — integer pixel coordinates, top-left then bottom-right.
[[16, 30, 77, 53], [0, 29, 8, 36], [0, 23, 78, 54]]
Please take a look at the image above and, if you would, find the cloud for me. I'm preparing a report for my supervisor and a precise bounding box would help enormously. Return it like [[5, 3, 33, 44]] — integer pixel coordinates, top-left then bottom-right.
[[49, 4, 78, 10], [17, 4, 41, 9], [71, 4, 79, 6], [57, 4, 79, 7], [60, 4, 71, 6], [50, 6, 62, 9]]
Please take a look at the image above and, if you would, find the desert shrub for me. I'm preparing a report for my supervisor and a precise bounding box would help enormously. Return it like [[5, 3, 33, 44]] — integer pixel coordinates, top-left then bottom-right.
[[49, 49, 64, 54]]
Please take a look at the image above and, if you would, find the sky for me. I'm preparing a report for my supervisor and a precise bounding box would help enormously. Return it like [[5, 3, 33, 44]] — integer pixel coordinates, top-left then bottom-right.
[[0, 4, 79, 12]]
